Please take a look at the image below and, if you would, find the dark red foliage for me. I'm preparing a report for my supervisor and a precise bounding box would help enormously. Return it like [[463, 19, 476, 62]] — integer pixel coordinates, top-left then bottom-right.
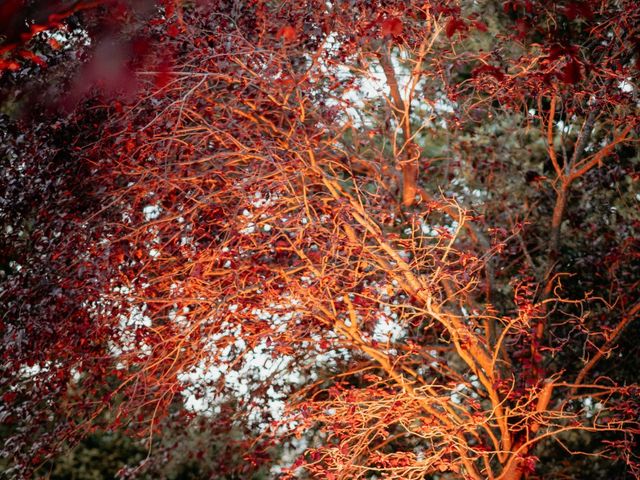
[[1, 1, 639, 479]]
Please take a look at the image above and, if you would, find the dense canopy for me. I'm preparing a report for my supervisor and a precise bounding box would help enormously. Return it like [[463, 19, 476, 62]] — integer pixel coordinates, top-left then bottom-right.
[[1, 1, 639, 479]]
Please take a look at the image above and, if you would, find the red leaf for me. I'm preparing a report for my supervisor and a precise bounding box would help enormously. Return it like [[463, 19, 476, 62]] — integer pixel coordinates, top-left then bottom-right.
[[155, 57, 174, 88], [0, 59, 21, 71], [277, 25, 297, 42], [3, 391, 17, 404], [166, 22, 180, 38], [445, 18, 457, 37], [473, 20, 488, 32], [19, 50, 46, 68], [559, 59, 581, 84], [381, 17, 403, 37], [562, 2, 593, 20], [163, 0, 176, 18], [445, 18, 467, 38], [515, 19, 530, 39]]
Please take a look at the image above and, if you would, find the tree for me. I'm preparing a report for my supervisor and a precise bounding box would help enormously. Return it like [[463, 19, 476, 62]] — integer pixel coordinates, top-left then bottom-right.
[[1, 1, 639, 479]]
